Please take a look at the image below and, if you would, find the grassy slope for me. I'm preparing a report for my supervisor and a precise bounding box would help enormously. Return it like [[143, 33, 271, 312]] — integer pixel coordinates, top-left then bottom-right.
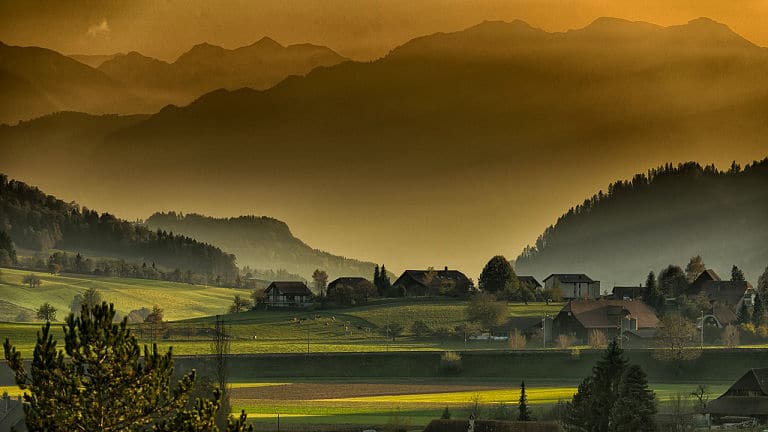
[[0, 267, 246, 322]]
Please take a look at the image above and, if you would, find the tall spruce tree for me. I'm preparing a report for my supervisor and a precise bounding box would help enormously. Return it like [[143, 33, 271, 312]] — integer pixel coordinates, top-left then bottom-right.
[[379, 264, 392, 295], [590, 339, 629, 432], [731, 265, 746, 282], [564, 340, 628, 432], [374, 265, 380, 289], [563, 377, 594, 431], [3, 302, 251, 431], [518, 380, 533, 421], [608, 365, 658, 432], [737, 301, 752, 324], [645, 271, 664, 311], [753, 292, 766, 327]]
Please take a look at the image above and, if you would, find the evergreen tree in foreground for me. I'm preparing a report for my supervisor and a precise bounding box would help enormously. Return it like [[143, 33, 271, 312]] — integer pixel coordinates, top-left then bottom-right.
[[563, 339, 649, 432], [3, 302, 252, 431], [518, 380, 533, 421], [608, 365, 658, 432]]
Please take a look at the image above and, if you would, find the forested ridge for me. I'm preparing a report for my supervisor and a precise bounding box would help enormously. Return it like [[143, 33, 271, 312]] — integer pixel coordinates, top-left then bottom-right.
[[516, 159, 768, 283], [0, 174, 238, 280], [146, 212, 376, 280]]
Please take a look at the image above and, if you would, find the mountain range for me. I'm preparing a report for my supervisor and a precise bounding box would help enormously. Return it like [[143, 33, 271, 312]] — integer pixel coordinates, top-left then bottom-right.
[[145, 212, 377, 280], [0, 38, 347, 125], [2, 17, 768, 276]]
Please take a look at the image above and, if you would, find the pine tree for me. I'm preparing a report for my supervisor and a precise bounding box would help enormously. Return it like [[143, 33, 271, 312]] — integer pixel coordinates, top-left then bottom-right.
[[518, 380, 533, 421], [590, 340, 628, 432], [374, 265, 380, 291], [737, 301, 752, 324], [644, 271, 663, 311], [731, 265, 746, 282], [753, 293, 765, 327], [608, 365, 658, 432], [758, 266, 768, 299], [379, 264, 391, 295], [563, 377, 594, 431], [3, 302, 250, 431]]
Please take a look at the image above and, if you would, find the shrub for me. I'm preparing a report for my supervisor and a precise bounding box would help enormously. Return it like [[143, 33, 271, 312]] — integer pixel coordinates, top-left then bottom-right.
[[509, 329, 527, 350], [722, 325, 739, 348], [383, 409, 409, 432], [412, 320, 432, 338], [556, 334, 575, 349], [440, 351, 463, 375], [588, 329, 607, 349], [757, 325, 768, 339]]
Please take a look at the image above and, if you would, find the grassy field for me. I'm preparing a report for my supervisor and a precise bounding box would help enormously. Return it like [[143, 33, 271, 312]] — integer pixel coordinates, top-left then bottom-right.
[[0, 379, 730, 429], [0, 267, 249, 321], [0, 267, 562, 355]]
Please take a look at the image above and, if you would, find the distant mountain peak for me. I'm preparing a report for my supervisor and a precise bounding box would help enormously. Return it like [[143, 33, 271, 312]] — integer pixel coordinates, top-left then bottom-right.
[[249, 36, 283, 50]]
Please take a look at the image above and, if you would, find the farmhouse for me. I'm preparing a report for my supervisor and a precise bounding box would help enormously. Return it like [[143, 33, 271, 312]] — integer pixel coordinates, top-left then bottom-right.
[[610, 285, 646, 301], [391, 267, 473, 297], [518, 276, 542, 291], [543, 274, 600, 299], [686, 269, 754, 325], [264, 281, 313, 308], [553, 299, 659, 343], [326, 277, 377, 305], [707, 368, 768, 422]]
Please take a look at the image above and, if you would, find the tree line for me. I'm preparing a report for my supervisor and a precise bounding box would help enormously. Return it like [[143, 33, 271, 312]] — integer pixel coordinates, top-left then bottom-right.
[[0, 174, 238, 281]]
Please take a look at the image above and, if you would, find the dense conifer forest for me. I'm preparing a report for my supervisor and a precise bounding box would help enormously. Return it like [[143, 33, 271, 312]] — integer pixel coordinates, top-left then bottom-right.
[[516, 159, 768, 283], [0, 174, 238, 281]]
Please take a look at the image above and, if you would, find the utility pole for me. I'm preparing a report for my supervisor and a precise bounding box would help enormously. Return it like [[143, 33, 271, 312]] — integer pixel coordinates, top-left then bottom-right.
[[702, 310, 706, 349], [542, 316, 546, 349], [307, 325, 310, 356]]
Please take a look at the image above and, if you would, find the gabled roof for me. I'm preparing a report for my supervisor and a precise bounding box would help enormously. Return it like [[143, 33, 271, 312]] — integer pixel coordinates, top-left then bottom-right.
[[708, 369, 768, 416], [265, 281, 312, 296], [693, 269, 722, 285], [392, 269, 472, 289], [691, 280, 753, 307], [328, 277, 370, 286], [518, 276, 542, 289], [544, 274, 595, 284], [327, 277, 375, 290], [558, 299, 659, 329]]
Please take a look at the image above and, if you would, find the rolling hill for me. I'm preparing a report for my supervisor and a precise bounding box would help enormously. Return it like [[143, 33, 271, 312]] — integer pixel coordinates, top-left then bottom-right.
[[145, 212, 377, 281], [514, 160, 768, 285], [0, 174, 238, 280]]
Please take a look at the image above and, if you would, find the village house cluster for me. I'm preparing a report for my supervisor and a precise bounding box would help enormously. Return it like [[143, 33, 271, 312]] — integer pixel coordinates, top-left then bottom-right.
[[261, 267, 756, 349]]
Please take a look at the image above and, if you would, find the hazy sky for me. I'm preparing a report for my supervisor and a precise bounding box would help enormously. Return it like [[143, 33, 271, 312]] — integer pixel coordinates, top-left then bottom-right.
[[3, 0, 768, 280], [1, 0, 768, 61]]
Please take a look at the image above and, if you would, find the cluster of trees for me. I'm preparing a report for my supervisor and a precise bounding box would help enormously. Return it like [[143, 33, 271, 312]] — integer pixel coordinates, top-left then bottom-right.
[[564, 340, 657, 431], [0, 175, 238, 280], [13, 250, 243, 287], [3, 302, 252, 431], [0, 229, 17, 266], [373, 264, 392, 296], [478, 255, 560, 303]]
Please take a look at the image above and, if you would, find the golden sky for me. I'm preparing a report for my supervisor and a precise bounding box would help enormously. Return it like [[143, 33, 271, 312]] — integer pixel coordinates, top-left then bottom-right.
[[2, 0, 768, 280], [1, 0, 767, 60]]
